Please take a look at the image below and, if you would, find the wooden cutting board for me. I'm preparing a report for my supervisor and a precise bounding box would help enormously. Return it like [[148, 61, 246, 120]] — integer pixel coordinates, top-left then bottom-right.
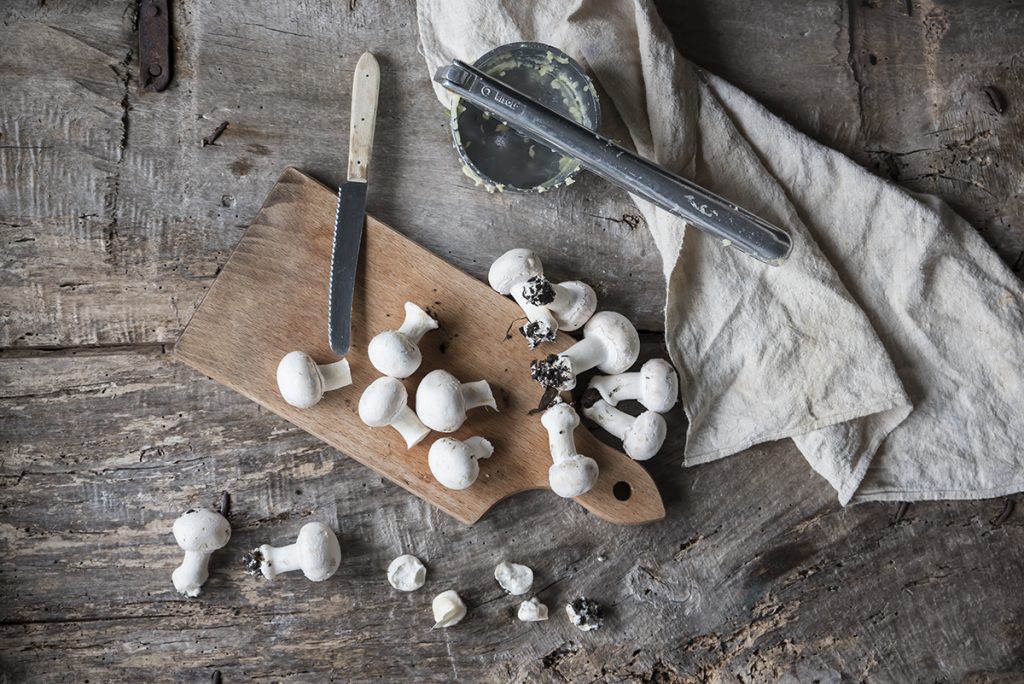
[[175, 167, 665, 525]]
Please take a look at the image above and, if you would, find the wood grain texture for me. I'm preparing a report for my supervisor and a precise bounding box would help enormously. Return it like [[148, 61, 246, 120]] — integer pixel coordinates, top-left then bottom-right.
[[347, 53, 380, 182], [175, 167, 664, 525], [2, 0, 1023, 681]]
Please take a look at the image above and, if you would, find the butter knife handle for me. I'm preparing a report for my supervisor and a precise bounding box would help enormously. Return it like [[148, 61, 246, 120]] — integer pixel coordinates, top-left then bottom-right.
[[348, 52, 380, 182]]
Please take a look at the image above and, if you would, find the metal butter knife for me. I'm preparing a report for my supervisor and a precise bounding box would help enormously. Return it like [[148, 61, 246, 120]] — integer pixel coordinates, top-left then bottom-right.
[[435, 59, 792, 264], [329, 52, 381, 356]]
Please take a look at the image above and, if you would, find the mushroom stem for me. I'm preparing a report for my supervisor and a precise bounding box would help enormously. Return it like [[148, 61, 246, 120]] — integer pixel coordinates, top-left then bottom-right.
[[463, 436, 494, 461], [173, 550, 210, 596], [460, 380, 497, 411], [588, 373, 637, 406], [561, 335, 605, 376], [259, 542, 304, 577], [392, 405, 431, 448], [318, 359, 352, 392], [510, 285, 558, 331], [582, 398, 632, 440], [397, 302, 439, 344]]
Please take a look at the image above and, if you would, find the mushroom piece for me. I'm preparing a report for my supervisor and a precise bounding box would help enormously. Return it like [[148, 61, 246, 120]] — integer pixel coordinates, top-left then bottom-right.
[[432, 590, 467, 628], [530, 311, 640, 391], [276, 351, 352, 409], [588, 358, 679, 413], [517, 597, 549, 622], [581, 389, 667, 461], [428, 436, 493, 490], [488, 248, 598, 348], [415, 369, 497, 433], [494, 561, 534, 595], [242, 521, 340, 582], [541, 402, 599, 498], [387, 554, 427, 592], [566, 597, 605, 631], [359, 377, 431, 448], [171, 508, 231, 597], [368, 302, 439, 379]]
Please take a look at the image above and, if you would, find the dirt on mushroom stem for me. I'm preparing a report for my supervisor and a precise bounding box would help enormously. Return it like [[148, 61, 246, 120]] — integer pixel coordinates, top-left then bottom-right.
[[520, 276, 556, 306], [530, 354, 572, 389], [242, 549, 264, 576]]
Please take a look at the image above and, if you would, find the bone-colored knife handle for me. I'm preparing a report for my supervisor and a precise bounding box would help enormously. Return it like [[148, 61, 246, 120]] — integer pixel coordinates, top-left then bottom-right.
[[347, 52, 380, 182]]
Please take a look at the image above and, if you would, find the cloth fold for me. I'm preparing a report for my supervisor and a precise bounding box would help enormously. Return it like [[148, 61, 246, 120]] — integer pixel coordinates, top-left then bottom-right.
[[417, 0, 1024, 504]]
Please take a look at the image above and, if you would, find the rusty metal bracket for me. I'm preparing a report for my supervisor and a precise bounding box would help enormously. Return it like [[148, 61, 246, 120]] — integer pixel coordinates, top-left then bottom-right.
[[138, 0, 171, 92]]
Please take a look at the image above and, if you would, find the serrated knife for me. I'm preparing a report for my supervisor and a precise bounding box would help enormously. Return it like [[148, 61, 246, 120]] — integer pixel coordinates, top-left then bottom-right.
[[329, 52, 380, 355]]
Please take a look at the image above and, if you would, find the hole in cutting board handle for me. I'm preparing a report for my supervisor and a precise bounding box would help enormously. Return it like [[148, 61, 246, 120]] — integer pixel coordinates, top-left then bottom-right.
[[613, 481, 632, 501]]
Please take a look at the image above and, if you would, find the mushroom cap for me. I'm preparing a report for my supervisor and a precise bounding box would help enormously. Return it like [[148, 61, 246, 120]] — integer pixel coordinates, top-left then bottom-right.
[[358, 377, 409, 427], [549, 454, 599, 498], [415, 370, 466, 432], [621, 411, 668, 461], [639, 359, 679, 413], [173, 508, 231, 553], [276, 351, 323, 408], [584, 311, 640, 375], [293, 522, 341, 582], [368, 331, 421, 379], [553, 280, 598, 332], [541, 401, 579, 433], [487, 248, 543, 294], [428, 437, 481, 490]]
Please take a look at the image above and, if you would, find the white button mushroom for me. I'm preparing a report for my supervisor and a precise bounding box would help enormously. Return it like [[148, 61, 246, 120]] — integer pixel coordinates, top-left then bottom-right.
[[517, 597, 549, 622], [581, 390, 668, 461], [387, 554, 427, 592], [368, 302, 439, 379], [494, 561, 534, 595], [588, 358, 679, 413], [276, 351, 353, 408], [530, 311, 640, 391], [171, 508, 231, 597], [432, 590, 468, 628], [359, 376, 431, 448], [541, 402, 599, 498], [415, 369, 497, 433], [428, 436, 493, 489], [243, 521, 340, 582], [488, 248, 598, 348]]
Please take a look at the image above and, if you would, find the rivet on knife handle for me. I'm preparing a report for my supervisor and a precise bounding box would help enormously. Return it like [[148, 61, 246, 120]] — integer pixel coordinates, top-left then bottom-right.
[[329, 52, 380, 356]]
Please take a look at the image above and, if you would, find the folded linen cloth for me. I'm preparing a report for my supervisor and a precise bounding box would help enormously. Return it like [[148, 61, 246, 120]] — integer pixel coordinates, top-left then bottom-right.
[[416, 0, 1024, 504]]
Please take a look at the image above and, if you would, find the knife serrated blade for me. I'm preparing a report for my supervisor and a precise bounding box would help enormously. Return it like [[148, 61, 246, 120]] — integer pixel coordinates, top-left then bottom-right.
[[328, 51, 380, 356]]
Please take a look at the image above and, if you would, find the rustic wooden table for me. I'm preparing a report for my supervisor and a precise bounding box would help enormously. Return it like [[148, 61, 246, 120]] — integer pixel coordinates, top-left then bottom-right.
[[2, 1, 1022, 681]]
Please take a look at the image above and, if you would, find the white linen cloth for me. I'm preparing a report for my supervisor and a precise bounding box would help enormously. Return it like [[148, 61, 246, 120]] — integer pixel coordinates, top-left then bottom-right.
[[417, 0, 1024, 504]]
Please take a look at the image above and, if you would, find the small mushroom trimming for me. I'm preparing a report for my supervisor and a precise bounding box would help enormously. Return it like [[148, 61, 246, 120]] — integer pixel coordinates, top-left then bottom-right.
[[517, 597, 549, 622], [387, 554, 426, 592], [428, 436, 493, 490], [541, 401, 599, 497], [243, 521, 341, 582], [359, 376, 431, 448], [494, 561, 533, 595], [171, 508, 231, 597], [530, 311, 640, 391], [588, 358, 679, 413], [566, 597, 604, 631], [276, 351, 352, 408], [488, 248, 598, 348], [432, 590, 467, 628], [368, 302, 438, 379], [415, 369, 497, 433], [582, 389, 667, 461]]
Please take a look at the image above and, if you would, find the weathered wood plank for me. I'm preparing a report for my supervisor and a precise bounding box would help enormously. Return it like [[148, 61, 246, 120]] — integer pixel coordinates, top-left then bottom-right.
[[2, 347, 1024, 681], [2, 0, 1023, 680]]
